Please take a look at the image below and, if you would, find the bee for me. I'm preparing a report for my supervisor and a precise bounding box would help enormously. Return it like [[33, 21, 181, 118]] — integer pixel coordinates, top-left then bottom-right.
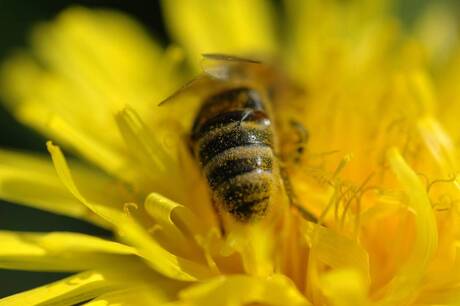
[[161, 54, 316, 229], [190, 86, 274, 222]]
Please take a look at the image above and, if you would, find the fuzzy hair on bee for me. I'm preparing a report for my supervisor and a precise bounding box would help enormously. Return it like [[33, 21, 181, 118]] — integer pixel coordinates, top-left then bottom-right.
[[159, 54, 316, 231]]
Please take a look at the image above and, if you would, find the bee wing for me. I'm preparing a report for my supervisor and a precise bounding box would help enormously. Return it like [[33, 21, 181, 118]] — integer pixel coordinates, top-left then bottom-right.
[[201, 53, 267, 85], [159, 53, 265, 107], [157, 75, 214, 131], [158, 74, 209, 106], [158, 54, 265, 129], [201, 53, 304, 101], [201, 53, 262, 64]]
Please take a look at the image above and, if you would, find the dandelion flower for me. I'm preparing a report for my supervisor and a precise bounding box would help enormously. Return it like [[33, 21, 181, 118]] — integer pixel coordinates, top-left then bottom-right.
[[1, 1, 460, 305]]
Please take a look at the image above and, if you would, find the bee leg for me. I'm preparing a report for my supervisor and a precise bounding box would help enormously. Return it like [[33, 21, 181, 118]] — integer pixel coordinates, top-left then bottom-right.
[[289, 119, 309, 164], [280, 165, 318, 223]]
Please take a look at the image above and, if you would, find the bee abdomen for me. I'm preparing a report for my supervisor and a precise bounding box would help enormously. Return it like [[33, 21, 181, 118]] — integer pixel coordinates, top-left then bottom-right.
[[197, 125, 273, 165], [196, 124, 275, 222], [205, 149, 273, 188], [215, 171, 273, 222], [192, 110, 271, 141], [190, 87, 276, 222]]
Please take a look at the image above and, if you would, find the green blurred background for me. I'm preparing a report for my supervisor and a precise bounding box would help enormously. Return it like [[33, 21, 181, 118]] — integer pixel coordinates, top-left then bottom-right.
[[0, 0, 454, 299]]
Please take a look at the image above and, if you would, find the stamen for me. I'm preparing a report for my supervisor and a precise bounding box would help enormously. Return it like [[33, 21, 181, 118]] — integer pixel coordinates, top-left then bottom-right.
[[339, 172, 374, 229], [426, 174, 457, 194], [123, 202, 139, 216], [416, 172, 430, 187], [318, 187, 339, 226], [331, 154, 353, 180]]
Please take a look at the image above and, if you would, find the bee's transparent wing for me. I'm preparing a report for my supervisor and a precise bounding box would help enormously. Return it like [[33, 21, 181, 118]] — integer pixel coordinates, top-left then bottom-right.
[[158, 74, 208, 106], [157, 73, 236, 132], [157, 54, 269, 131], [160, 54, 264, 107], [202, 53, 261, 64], [201, 53, 266, 84]]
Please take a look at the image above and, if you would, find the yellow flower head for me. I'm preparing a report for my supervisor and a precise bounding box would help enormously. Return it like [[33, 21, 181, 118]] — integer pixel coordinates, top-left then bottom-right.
[[1, 1, 460, 305]]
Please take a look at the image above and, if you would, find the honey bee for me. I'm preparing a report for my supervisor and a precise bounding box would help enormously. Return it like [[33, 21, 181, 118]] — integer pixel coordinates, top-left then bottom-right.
[[161, 54, 316, 229], [191, 86, 274, 222]]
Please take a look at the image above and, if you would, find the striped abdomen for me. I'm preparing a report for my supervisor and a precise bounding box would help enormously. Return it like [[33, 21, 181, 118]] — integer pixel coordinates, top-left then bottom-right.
[[191, 87, 275, 222]]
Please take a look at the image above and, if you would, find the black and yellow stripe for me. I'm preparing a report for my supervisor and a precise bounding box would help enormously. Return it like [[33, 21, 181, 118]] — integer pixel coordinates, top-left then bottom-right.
[[191, 87, 275, 222]]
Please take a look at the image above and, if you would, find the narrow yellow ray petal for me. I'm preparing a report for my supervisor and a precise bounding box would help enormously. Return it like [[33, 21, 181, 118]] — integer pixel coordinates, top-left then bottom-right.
[[418, 117, 458, 176], [375, 148, 438, 305], [47, 142, 214, 281], [175, 274, 311, 306], [32, 7, 180, 108], [225, 224, 274, 277], [416, 287, 460, 305], [305, 221, 370, 304], [0, 271, 118, 306], [115, 107, 183, 199], [82, 291, 156, 306], [320, 269, 369, 306], [284, 0, 394, 85], [408, 71, 435, 115], [144, 192, 201, 257], [46, 141, 134, 226], [115, 107, 171, 174], [47, 141, 116, 219], [1, 7, 183, 181], [311, 226, 370, 285], [162, 0, 278, 68], [0, 231, 136, 271], [144, 192, 203, 237], [0, 149, 108, 227], [84, 260, 185, 305], [83, 285, 179, 306], [116, 214, 215, 281], [1, 54, 134, 183], [45, 116, 133, 182]]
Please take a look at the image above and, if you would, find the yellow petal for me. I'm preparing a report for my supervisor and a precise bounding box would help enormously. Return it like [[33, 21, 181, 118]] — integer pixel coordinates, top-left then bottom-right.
[[32, 7, 178, 102], [418, 116, 458, 176], [82, 285, 179, 306], [115, 107, 183, 199], [47, 142, 214, 281], [1, 53, 132, 182], [320, 269, 369, 306], [144, 192, 203, 237], [416, 287, 460, 305], [0, 149, 107, 227], [144, 192, 206, 260], [46, 116, 135, 183], [0, 261, 181, 305], [375, 148, 438, 305], [310, 226, 370, 285], [162, 0, 278, 68], [176, 274, 311, 306], [116, 214, 214, 281], [305, 223, 370, 304], [83, 261, 185, 306], [47, 141, 126, 225], [0, 231, 136, 271], [1, 7, 182, 181], [284, 0, 394, 85], [0, 271, 117, 306], [115, 107, 172, 175], [224, 224, 274, 277]]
